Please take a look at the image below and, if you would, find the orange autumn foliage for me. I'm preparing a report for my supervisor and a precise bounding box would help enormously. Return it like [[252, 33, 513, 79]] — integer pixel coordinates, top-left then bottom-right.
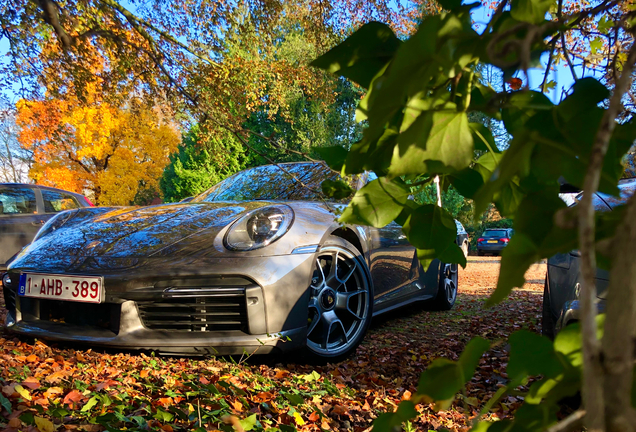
[[16, 96, 179, 205]]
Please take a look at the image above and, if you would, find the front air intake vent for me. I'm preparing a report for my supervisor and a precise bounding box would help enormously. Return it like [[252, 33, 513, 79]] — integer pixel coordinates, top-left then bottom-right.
[[136, 287, 247, 332]]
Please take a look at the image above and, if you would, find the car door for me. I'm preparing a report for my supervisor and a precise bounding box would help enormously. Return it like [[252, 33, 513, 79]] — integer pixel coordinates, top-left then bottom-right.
[[0, 185, 41, 268]]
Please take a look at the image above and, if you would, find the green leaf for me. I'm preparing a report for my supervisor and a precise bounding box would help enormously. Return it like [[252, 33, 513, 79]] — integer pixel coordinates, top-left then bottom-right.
[[589, 38, 603, 55], [314, 146, 348, 171], [239, 414, 258, 431], [19, 411, 35, 425], [154, 408, 174, 423], [510, 0, 554, 24], [339, 177, 410, 227], [469, 83, 500, 119], [283, 392, 304, 406], [512, 402, 559, 430], [310, 22, 401, 89], [403, 204, 457, 250], [448, 168, 485, 199], [321, 179, 353, 200], [458, 337, 490, 382], [470, 122, 499, 153], [81, 396, 100, 412], [343, 114, 401, 175], [557, 78, 609, 122], [373, 400, 418, 432], [502, 91, 553, 135], [438, 0, 462, 10], [597, 15, 614, 33], [302, 371, 321, 382], [0, 392, 11, 414], [486, 233, 538, 306], [507, 330, 564, 383], [554, 315, 605, 368], [471, 421, 495, 432], [417, 359, 463, 400], [390, 110, 474, 176]]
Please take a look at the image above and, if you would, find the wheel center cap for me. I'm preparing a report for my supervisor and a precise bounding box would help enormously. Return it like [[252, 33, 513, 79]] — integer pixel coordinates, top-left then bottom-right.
[[320, 288, 336, 310]]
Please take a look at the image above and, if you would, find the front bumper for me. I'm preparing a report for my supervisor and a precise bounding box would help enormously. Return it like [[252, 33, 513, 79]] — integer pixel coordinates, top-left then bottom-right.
[[4, 254, 315, 354]]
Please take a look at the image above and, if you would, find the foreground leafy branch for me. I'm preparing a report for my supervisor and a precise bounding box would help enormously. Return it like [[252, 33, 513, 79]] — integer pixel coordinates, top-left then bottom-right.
[[311, 0, 636, 430]]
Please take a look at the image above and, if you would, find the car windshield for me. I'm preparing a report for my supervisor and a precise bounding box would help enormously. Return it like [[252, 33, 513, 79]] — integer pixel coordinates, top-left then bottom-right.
[[194, 162, 342, 202], [484, 230, 508, 238]]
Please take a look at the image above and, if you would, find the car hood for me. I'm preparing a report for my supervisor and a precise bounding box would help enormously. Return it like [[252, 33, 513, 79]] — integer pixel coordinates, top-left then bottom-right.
[[11, 202, 281, 266]]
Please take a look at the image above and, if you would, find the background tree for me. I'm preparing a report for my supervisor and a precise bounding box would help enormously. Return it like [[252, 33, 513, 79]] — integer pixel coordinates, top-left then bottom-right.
[[16, 94, 179, 205], [0, 98, 31, 182], [160, 126, 249, 202], [0, 0, 422, 156]]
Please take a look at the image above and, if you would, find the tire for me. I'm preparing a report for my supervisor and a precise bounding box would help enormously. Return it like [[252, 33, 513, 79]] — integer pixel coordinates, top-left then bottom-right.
[[301, 237, 373, 363], [542, 276, 556, 340], [431, 262, 458, 311], [461, 241, 469, 259]]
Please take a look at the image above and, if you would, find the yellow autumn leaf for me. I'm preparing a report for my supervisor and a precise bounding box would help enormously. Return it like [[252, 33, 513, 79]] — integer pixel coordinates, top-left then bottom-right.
[[293, 411, 305, 426], [14, 384, 31, 401], [35, 416, 55, 432]]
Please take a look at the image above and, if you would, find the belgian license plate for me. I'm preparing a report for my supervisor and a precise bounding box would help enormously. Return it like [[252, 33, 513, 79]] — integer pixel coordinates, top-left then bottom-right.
[[487, 240, 498, 243], [18, 273, 103, 304]]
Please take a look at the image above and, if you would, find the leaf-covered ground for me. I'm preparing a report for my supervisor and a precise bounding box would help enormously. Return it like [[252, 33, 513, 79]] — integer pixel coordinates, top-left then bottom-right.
[[0, 257, 546, 432]]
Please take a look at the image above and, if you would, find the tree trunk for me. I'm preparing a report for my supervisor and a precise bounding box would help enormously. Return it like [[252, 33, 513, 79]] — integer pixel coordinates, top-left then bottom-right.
[[579, 38, 636, 432], [602, 193, 636, 432], [578, 40, 636, 432]]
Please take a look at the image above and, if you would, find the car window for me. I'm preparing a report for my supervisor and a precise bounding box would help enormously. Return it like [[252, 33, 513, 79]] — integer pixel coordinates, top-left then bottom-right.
[[483, 230, 508, 237], [195, 163, 344, 202], [0, 187, 37, 215], [455, 220, 465, 234], [41, 189, 81, 213]]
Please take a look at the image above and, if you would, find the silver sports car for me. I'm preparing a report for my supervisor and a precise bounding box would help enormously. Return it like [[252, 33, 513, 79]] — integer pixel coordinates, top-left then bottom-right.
[[3, 162, 459, 362]]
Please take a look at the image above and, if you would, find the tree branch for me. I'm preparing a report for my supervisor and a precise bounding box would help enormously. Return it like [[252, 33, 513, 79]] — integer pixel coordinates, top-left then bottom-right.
[[545, 410, 586, 432], [35, 0, 73, 48], [541, 37, 557, 93], [577, 30, 636, 432], [99, 0, 220, 68]]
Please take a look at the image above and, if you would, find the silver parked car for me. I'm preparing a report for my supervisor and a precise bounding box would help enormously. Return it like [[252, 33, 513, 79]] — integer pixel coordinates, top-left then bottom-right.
[[3, 162, 459, 362]]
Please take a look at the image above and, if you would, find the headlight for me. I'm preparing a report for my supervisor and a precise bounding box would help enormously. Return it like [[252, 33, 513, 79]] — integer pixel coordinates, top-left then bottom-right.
[[33, 210, 76, 242], [224, 205, 294, 251]]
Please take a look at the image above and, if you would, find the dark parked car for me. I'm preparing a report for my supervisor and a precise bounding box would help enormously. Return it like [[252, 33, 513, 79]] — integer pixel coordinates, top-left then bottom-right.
[[3, 162, 460, 362], [0, 184, 93, 270], [542, 178, 636, 339], [456, 221, 469, 258], [477, 228, 514, 256]]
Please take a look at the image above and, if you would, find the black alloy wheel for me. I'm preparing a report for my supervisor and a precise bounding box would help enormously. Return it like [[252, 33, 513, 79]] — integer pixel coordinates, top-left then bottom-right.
[[304, 237, 372, 362], [431, 262, 458, 310]]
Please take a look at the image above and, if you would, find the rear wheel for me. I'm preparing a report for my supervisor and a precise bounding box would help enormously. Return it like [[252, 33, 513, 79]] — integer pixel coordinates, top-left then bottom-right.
[[431, 262, 458, 311], [303, 237, 373, 363], [542, 276, 556, 340]]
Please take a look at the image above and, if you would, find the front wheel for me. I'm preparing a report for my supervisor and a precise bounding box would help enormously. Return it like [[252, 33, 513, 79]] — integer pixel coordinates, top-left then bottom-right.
[[303, 237, 373, 363], [430, 262, 458, 311]]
